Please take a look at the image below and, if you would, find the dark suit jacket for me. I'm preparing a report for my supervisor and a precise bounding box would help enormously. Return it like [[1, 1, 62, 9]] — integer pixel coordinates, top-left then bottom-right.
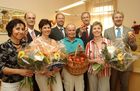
[[49, 26, 66, 41], [76, 25, 94, 47], [104, 26, 137, 71], [27, 29, 41, 43]]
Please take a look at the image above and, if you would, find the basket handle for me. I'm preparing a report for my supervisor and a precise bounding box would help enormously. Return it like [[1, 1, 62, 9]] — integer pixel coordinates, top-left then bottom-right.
[[75, 44, 83, 57]]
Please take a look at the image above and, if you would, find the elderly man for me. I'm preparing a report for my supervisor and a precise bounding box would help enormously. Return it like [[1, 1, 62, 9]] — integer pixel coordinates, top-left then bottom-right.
[[24, 12, 40, 91], [49, 13, 66, 41], [24, 12, 40, 43], [61, 24, 84, 91], [104, 11, 137, 91], [76, 12, 94, 47], [76, 11, 94, 91]]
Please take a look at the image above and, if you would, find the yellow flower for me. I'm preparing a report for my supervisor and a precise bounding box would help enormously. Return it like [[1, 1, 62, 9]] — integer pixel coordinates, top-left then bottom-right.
[[54, 52, 60, 59], [117, 53, 124, 64], [18, 51, 25, 58]]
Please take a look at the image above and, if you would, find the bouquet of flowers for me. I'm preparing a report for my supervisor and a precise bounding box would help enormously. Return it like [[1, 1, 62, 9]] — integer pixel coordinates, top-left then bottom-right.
[[18, 39, 67, 90], [101, 39, 137, 71]]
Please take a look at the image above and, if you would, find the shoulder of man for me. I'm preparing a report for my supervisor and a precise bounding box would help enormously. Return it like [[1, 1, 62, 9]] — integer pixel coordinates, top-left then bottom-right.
[[104, 27, 114, 32], [123, 26, 131, 31]]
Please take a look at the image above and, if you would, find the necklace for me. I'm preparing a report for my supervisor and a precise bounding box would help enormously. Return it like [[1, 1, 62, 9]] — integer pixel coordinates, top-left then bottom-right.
[[11, 41, 20, 45]]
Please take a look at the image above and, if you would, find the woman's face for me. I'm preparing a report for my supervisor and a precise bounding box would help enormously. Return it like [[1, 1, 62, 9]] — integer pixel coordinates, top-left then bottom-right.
[[92, 25, 102, 37], [11, 23, 25, 40], [41, 24, 51, 37]]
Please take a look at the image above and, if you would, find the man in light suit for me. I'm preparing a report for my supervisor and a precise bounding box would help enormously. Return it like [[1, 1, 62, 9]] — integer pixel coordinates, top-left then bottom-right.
[[104, 11, 137, 91], [24, 12, 40, 91], [76, 12, 94, 47], [49, 13, 66, 41]]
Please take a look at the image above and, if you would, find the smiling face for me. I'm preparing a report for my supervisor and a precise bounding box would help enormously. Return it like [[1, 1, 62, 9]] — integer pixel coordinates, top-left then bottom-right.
[[92, 24, 102, 37], [41, 24, 51, 37], [56, 13, 65, 27], [113, 13, 124, 27], [66, 24, 76, 39], [11, 23, 26, 41], [81, 12, 90, 26], [25, 12, 36, 28]]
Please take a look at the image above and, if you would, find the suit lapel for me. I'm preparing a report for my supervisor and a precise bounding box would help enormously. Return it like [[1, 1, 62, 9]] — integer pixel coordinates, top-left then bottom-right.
[[110, 27, 116, 40]]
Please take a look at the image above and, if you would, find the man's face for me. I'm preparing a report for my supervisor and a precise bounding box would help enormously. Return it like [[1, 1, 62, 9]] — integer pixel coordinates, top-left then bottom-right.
[[56, 14, 65, 27], [66, 25, 76, 39], [113, 13, 123, 27], [25, 13, 36, 27], [81, 13, 90, 26]]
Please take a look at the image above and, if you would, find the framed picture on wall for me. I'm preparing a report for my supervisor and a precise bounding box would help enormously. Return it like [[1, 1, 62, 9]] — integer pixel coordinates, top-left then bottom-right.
[[0, 6, 25, 34]]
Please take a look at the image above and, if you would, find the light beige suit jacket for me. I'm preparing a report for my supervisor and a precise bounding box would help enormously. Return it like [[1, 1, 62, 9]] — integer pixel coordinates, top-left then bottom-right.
[[104, 26, 137, 71]]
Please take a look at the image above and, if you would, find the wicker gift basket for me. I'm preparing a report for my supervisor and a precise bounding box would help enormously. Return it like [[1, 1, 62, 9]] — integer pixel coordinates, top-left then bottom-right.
[[65, 51, 89, 76]]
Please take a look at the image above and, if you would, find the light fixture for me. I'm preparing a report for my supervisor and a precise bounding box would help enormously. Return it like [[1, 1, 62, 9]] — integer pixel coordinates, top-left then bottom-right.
[[58, 0, 86, 11]]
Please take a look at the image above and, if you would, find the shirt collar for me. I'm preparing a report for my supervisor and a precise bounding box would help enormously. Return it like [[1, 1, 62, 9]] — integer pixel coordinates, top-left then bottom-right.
[[65, 37, 77, 42], [28, 28, 34, 34], [114, 25, 123, 30], [91, 38, 108, 44], [57, 26, 64, 30]]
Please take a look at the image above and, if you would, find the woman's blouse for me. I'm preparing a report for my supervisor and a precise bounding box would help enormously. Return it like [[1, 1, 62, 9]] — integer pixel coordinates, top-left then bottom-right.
[[0, 39, 26, 83], [85, 38, 111, 77]]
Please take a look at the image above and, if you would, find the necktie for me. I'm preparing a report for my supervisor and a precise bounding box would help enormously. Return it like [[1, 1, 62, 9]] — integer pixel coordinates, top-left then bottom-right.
[[31, 31, 36, 39], [86, 27, 89, 38], [60, 28, 65, 37], [116, 27, 121, 38]]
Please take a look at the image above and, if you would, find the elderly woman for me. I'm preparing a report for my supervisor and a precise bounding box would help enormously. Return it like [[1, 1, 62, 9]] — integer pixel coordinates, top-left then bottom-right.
[[0, 19, 33, 91], [85, 21, 111, 91], [30, 19, 63, 91]]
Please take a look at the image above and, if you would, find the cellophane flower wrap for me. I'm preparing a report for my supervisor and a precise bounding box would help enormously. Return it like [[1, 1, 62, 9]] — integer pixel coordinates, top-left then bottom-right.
[[18, 38, 67, 89], [101, 39, 137, 71]]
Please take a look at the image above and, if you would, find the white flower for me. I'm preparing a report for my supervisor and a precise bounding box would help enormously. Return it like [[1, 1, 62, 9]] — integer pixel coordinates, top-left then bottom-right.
[[107, 46, 115, 58]]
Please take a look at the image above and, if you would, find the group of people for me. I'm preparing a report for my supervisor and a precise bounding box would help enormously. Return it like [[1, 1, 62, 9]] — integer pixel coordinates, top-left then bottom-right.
[[0, 11, 137, 91]]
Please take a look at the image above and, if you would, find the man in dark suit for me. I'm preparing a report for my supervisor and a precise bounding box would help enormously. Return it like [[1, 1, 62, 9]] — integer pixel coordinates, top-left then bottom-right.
[[24, 12, 40, 91], [76, 12, 93, 47], [76, 12, 93, 91], [104, 11, 137, 91], [49, 13, 66, 41]]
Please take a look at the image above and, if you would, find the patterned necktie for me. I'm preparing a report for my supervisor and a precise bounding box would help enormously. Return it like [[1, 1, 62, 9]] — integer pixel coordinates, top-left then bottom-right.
[[116, 27, 121, 38], [31, 31, 36, 39]]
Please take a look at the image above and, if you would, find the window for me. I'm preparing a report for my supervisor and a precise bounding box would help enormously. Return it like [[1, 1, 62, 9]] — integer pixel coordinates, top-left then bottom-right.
[[87, 0, 117, 32]]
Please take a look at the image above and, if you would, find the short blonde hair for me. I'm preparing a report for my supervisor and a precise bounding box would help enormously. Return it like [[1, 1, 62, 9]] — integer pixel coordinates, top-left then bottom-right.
[[112, 11, 124, 19]]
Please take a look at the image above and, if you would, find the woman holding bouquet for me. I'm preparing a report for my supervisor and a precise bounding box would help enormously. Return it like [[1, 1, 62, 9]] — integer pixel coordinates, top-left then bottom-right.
[[0, 19, 33, 91], [85, 21, 111, 91], [30, 19, 63, 91]]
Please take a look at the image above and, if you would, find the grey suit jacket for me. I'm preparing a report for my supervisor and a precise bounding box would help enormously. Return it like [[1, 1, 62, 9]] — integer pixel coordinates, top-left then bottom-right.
[[104, 26, 137, 71]]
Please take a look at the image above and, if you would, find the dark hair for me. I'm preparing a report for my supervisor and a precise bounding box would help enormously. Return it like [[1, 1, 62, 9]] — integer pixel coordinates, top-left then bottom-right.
[[55, 13, 65, 19], [38, 19, 52, 30], [81, 11, 90, 19], [6, 19, 26, 37], [92, 21, 103, 31]]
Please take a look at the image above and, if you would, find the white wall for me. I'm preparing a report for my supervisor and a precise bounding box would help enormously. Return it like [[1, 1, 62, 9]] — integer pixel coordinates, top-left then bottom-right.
[[118, 0, 140, 27]]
